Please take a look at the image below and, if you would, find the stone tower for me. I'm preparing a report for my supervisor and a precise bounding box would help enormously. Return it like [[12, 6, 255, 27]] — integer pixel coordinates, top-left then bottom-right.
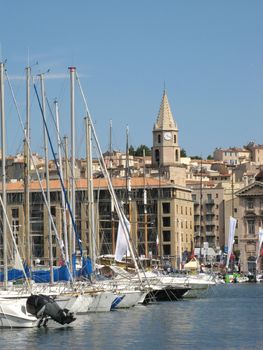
[[152, 90, 180, 168]]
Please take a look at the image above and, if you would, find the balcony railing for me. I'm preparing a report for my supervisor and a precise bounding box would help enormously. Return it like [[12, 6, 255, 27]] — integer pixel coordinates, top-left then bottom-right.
[[205, 199, 215, 205]]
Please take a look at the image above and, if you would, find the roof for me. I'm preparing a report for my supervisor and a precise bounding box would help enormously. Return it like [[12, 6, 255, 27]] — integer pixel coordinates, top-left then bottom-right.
[[154, 90, 177, 131], [3, 176, 183, 192]]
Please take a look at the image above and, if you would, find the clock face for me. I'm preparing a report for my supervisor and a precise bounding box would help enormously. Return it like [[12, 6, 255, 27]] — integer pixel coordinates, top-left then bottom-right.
[[164, 132, 172, 140]]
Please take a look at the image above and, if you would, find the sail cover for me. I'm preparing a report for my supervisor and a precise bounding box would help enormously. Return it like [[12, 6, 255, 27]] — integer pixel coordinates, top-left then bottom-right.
[[226, 216, 237, 269], [115, 216, 130, 262]]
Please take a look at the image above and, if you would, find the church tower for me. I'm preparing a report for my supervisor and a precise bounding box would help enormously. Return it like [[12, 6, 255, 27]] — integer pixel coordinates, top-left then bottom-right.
[[152, 90, 180, 168]]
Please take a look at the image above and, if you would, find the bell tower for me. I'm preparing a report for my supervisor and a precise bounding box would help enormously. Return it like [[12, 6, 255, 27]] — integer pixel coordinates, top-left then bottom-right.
[[152, 90, 180, 168]]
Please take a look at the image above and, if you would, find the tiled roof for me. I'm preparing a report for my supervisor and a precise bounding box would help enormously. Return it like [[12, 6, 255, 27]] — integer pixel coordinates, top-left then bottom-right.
[[3, 176, 175, 192]]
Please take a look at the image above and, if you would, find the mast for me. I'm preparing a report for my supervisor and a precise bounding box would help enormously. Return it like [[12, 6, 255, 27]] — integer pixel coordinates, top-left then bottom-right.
[[64, 136, 72, 267], [85, 116, 96, 269], [143, 149, 148, 257], [55, 100, 69, 263], [39, 73, 54, 283], [0, 62, 7, 288], [199, 158, 203, 262], [109, 120, 116, 253], [125, 126, 131, 208], [24, 66, 31, 269], [69, 67, 76, 269]]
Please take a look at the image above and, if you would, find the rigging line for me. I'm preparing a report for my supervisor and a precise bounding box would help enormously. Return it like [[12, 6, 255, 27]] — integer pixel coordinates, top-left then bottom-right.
[[33, 82, 83, 257], [5, 69, 72, 282]]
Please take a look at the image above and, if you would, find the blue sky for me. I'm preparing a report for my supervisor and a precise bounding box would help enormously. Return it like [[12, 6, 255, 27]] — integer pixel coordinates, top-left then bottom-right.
[[0, 0, 262, 158]]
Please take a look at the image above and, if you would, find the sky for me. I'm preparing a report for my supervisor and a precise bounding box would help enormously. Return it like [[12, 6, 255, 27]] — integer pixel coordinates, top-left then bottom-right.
[[0, 0, 262, 159]]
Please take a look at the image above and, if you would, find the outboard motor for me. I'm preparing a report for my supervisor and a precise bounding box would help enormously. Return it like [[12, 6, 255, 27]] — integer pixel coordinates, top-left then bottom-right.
[[26, 294, 76, 327]]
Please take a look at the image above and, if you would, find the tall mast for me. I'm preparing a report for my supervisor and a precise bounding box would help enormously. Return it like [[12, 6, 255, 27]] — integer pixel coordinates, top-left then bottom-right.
[[69, 67, 76, 265], [55, 100, 69, 263], [39, 73, 54, 283], [143, 149, 148, 257], [85, 116, 96, 268], [109, 120, 115, 253], [199, 158, 203, 261], [64, 136, 72, 267], [24, 66, 31, 269], [125, 126, 131, 209], [0, 62, 7, 288]]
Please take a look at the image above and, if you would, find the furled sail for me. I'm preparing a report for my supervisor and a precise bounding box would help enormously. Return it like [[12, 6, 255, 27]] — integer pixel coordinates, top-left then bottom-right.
[[226, 216, 237, 269], [115, 216, 131, 262]]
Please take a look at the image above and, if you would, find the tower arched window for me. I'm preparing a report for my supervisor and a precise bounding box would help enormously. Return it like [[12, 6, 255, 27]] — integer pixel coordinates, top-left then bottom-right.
[[175, 149, 179, 162], [158, 134, 161, 143], [155, 149, 160, 165], [174, 134, 177, 144]]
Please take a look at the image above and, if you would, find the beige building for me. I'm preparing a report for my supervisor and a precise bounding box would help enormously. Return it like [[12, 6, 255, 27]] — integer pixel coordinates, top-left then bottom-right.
[[213, 147, 250, 165], [235, 172, 263, 273], [1, 177, 193, 270], [246, 143, 263, 165]]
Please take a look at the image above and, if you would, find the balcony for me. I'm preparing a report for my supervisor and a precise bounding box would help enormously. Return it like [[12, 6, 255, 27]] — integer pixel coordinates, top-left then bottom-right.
[[205, 199, 215, 205], [205, 231, 216, 237], [205, 220, 216, 225]]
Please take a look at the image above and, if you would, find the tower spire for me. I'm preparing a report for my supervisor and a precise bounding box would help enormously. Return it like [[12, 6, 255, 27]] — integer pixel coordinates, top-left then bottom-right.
[[154, 89, 177, 131]]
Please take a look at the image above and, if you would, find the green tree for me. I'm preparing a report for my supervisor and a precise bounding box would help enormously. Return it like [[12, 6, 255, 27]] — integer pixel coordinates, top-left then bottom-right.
[[134, 145, 151, 156], [180, 148, 187, 157], [207, 154, 213, 160], [190, 155, 202, 160], [129, 145, 135, 156]]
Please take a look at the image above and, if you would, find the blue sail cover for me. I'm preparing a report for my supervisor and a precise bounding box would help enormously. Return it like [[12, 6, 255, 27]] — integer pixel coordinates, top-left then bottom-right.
[[76, 256, 92, 278], [32, 265, 71, 283], [0, 268, 26, 282], [0, 265, 71, 283]]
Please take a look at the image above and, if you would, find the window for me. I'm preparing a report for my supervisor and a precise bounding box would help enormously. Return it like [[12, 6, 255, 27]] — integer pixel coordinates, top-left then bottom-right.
[[247, 219, 255, 235], [162, 217, 170, 227], [174, 135, 177, 144], [207, 194, 212, 201], [158, 134, 161, 143], [155, 149, 160, 164], [162, 202, 170, 214], [163, 231, 171, 242], [247, 199, 254, 209], [12, 208, 19, 218], [175, 149, 179, 162], [163, 244, 171, 256], [192, 194, 196, 201]]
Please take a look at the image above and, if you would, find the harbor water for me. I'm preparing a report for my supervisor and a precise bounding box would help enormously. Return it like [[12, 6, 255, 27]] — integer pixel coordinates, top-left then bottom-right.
[[1, 283, 263, 350]]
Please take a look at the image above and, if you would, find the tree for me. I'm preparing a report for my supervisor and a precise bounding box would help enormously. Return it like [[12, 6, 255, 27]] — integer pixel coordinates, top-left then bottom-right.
[[129, 145, 135, 156], [207, 155, 213, 160], [190, 155, 202, 160], [180, 148, 187, 157], [134, 145, 151, 156]]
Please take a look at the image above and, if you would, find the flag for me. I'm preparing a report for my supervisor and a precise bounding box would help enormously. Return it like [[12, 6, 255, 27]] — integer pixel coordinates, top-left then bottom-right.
[[114, 216, 130, 262], [226, 216, 237, 269]]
